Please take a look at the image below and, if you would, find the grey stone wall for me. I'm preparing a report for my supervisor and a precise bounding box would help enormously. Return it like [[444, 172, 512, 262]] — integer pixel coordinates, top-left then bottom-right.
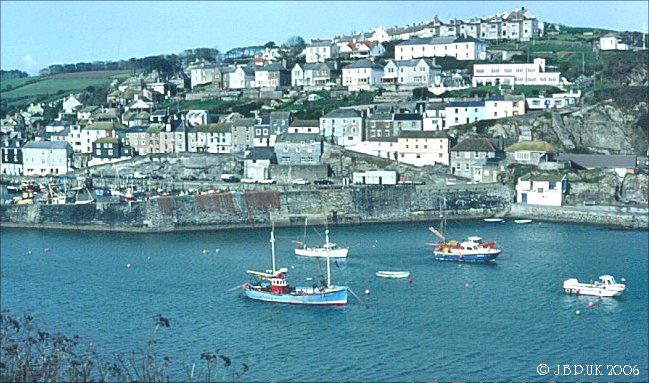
[[1, 184, 512, 232]]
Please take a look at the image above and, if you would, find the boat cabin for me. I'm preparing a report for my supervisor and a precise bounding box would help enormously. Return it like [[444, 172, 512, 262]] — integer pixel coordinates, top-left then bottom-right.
[[598, 275, 618, 286], [269, 276, 288, 294]]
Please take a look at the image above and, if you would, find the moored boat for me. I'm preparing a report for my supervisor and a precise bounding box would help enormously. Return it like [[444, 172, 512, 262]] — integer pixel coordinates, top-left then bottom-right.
[[376, 271, 410, 279], [428, 203, 502, 263], [293, 218, 348, 258], [243, 223, 348, 305], [514, 219, 533, 224], [484, 218, 505, 223], [563, 275, 625, 297]]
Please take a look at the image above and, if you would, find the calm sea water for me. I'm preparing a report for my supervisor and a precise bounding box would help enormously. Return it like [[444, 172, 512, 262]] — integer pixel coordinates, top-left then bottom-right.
[[1, 220, 647, 381]]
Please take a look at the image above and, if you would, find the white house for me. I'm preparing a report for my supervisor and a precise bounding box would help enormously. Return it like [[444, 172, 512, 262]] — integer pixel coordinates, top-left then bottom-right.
[[66, 122, 117, 154], [320, 109, 364, 146], [395, 36, 487, 61], [62, 94, 82, 114], [422, 106, 446, 131], [352, 170, 397, 185], [305, 41, 339, 63], [599, 34, 630, 51], [484, 95, 526, 119], [188, 123, 232, 154], [22, 141, 73, 176], [472, 58, 562, 86], [526, 90, 581, 110], [397, 130, 451, 166], [291, 62, 337, 87], [346, 140, 399, 161], [369, 26, 391, 43], [516, 174, 567, 206], [342, 59, 384, 91], [382, 58, 442, 86], [186, 110, 211, 127]]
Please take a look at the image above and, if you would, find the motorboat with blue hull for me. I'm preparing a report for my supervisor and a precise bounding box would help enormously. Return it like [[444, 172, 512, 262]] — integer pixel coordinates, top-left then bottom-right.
[[433, 247, 501, 263]]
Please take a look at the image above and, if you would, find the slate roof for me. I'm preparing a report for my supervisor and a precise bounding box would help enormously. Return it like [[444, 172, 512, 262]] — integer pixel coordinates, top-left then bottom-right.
[[398, 130, 449, 139], [393, 113, 422, 121], [246, 147, 277, 161], [557, 153, 637, 169], [258, 63, 287, 72], [344, 59, 383, 69], [192, 123, 232, 133], [290, 120, 320, 128], [366, 113, 393, 121], [23, 141, 71, 150], [276, 132, 321, 143], [519, 173, 565, 182], [323, 109, 361, 118], [447, 101, 485, 108], [231, 118, 256, 127], [450, 137, 497, 152]]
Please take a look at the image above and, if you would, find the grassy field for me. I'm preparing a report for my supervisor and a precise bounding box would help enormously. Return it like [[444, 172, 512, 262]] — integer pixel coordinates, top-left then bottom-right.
[[2, 77, 113, 99]]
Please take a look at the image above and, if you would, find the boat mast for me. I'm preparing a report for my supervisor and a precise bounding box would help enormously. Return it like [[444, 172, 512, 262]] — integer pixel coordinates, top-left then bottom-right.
[[302, 217, 308, 248], [325, 229, 331, 288], [270, 221, 276, 274]]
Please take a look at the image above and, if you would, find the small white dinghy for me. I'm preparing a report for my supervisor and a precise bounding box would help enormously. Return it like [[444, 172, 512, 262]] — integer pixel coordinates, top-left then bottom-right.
[[563, 275, 625, 297], [514, 219, 533, 224], [376, 271, 410, 279], [484, 218, 504, 223]]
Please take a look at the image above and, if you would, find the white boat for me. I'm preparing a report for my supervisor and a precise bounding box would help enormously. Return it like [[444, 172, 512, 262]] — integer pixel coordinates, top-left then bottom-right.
[[484, 218, 504, 223], [376, 271, 410, 279], [294, 218, 348, 258], [563, 275, 625, 297], [514, 219, 533, 224]]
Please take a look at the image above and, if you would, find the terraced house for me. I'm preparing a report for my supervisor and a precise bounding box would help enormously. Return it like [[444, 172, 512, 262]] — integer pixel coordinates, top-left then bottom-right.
[[395, 36, 487, 61], [320, 108, 364, 147]]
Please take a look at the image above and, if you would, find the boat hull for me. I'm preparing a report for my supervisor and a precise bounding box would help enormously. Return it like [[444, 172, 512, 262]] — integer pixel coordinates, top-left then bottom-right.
[[295, 247, 348, 258], [563, 279, 625, 297], [433, 250, 501, 263], [244, 286, 348, 305], [376, 271, 410, 278]]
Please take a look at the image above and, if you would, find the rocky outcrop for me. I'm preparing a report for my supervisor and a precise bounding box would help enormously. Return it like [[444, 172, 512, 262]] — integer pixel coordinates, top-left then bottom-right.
[[561, 101, 648, 154], [620, 173, 649, 204]]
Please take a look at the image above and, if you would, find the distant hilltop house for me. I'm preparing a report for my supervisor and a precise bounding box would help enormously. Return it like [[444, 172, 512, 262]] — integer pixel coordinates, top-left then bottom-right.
[[395, 36, 487, 61], [347, 7, 539, 43], [599, 34, 631, 51]]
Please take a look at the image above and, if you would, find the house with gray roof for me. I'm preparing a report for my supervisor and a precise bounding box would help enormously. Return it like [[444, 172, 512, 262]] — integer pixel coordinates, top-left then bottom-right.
[[244, 147, 277, 181], [320, 108, 364, 146], [342, 59, 384, 91], [383, 58, 442, 86], [22, 141, 73, 176], [395, 36, 486, 61], [305, 40, 339, 63], [274, 133, 323, 165], [254, 63, 290, 89], [291, 62, 340, 88], [450, 137, 499, 179]]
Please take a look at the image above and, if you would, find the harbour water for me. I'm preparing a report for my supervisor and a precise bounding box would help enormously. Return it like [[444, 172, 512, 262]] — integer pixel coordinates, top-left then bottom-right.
[[1, 220, 647, 381]]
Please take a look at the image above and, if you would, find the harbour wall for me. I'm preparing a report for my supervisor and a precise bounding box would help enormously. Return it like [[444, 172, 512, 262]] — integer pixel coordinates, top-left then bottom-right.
[[1, 184, 513, 232], [2, 184, 646, 232]]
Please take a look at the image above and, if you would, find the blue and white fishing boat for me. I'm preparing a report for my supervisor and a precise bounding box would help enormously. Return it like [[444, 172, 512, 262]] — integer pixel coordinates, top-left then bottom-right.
[[243, 224, 348, 305]]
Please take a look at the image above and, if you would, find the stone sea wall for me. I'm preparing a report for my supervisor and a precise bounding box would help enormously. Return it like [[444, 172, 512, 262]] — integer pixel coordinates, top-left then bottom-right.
[[1, 184, 512, 232], [2, 184, 646, 232]]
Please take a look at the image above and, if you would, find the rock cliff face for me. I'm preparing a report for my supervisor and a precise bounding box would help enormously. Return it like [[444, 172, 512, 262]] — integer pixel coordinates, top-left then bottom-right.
[[483, 101, 647, 155], [620, 173, 649, 204], [561, 101, 648, 154]]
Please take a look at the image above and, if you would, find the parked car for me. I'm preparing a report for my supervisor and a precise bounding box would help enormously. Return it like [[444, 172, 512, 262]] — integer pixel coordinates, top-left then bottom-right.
[[291, 178, 310, 185], [240, 178, 257, 184], [259, 179, 276, 184], [313, 178, 333, 185]]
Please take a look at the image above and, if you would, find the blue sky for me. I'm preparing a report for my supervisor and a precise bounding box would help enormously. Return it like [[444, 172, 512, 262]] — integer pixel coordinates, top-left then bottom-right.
[[1, 1, 648, 74]]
